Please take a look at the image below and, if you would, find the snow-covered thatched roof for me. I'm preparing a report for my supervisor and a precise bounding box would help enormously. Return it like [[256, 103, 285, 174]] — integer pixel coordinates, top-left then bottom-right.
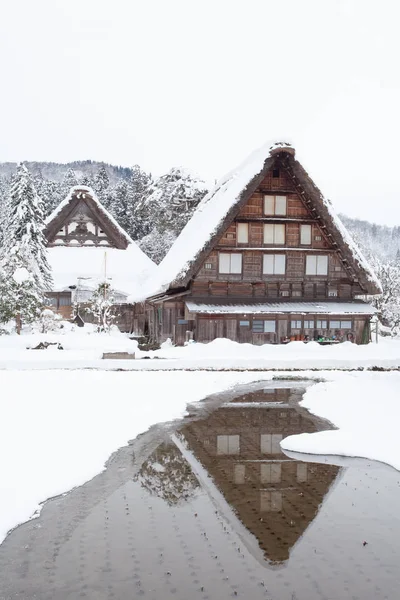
[[45, 186, 156, 301], [45, 185, 133, 248], [151, 141, 381, 296]]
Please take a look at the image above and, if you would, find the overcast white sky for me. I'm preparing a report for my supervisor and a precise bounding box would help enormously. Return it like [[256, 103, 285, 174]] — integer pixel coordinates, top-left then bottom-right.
[[0, 0, 399, 224]]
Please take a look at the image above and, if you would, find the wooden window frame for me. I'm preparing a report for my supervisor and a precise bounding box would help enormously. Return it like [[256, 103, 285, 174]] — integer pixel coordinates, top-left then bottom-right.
[[300, 224, 312, 245], [264, 223, 285, 245], [263, 254, 286, 275], [306, 254, 328, 276], [218, 252, 243, 275], [264, 194, 287, 216]]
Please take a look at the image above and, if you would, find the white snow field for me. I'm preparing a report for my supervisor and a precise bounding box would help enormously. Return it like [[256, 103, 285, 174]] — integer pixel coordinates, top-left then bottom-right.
[[1, 369, 400, 547], [1, 328, 400, 370]]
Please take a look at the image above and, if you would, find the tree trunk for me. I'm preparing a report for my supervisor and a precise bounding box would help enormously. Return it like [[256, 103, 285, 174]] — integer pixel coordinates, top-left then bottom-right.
[[16, 312, 22, 335]]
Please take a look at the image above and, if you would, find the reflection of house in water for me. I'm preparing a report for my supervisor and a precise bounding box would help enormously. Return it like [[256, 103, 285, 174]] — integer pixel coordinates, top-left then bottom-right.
[[180, 387, 340, 565]]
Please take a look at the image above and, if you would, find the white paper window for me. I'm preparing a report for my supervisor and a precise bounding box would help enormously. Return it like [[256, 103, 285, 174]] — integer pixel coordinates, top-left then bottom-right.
[[275, 195, 287, 215], [264, 224, 285, 244], [264, 195, 275, 215], [217, 435, 240, 455], [330, 320, 341, 328], [263, 254, 286, 275], [304, 320, 314, 329], [260, 433, 282, 454], [219, 253, 242, 274], [306, 255, 328, 275], [264, 321, 276, 333], [261, 463, 282, 484], [316, 320, 327, 328], [264, 195, 287, 216], [237, 223, 249, 243], [300, 224, 312, 245], [260, 491, 282, 512], [291, 320, 302, 329]]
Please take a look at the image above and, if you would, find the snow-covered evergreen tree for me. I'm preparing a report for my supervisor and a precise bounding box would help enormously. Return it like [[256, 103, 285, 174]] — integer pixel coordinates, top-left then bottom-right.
[[61, 168, 78, 191], [0, 164, 52, 332], [84, 282, 116, 332], [94, 165, 110, 203], [133, 167, 207, 259]]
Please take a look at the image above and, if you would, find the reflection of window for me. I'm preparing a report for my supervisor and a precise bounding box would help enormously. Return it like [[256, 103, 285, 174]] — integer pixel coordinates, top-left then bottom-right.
[[219, 253, 242, 274], [234, 464, 245, 484], [264, 195, 287, 216], [260, 433, 282, 454], [217, 435, 240, 455], [237, 223, 249, 243], [264, 224, 285, 244], [263, 254, 286, 275], [261, 463, 281, 483], [260, 490, 282, 511], [306, 255, 328, 275], [297, 463, 308, 482]]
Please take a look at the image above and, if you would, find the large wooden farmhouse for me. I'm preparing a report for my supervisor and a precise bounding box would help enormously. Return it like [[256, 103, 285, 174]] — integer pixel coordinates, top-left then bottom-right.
[[146, 142, 381, 345], [44, 186, 155, 331]]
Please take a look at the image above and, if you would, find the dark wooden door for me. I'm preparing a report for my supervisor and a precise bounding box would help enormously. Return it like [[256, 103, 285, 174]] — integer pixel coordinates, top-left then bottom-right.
[[238, 320, 252, 343]]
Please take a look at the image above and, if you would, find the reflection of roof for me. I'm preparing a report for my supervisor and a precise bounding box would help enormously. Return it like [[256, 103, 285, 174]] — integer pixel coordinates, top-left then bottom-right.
[[185, 300, 376, 315], [48, 244, 156, 301]]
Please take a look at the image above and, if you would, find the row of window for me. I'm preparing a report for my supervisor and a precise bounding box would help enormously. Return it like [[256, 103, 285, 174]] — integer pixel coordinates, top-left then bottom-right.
[[218, 252, 329, 275], [238, 320, 353, 333], [237, 222, 314, 245]]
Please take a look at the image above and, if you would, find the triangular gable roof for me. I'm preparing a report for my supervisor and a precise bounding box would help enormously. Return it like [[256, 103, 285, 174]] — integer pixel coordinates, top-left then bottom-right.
[[45, 185, 133, 249], [153, 141, 381, 295]]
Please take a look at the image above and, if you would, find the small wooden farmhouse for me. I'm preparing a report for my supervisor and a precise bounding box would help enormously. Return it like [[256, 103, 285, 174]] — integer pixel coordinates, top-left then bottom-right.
[[44, 186, 155, 332], [146, 142, 381, 345]]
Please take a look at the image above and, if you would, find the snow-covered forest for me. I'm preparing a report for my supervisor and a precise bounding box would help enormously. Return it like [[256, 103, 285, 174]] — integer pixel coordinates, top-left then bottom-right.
[[0, 161, 208, 264], [1, 160, 400, 332]]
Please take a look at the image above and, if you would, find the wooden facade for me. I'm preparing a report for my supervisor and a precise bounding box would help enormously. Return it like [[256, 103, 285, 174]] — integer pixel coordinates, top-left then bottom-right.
[[147, 145, 380, 345]]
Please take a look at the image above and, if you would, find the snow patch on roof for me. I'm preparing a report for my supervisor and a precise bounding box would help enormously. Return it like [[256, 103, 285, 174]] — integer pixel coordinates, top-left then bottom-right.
[[48, 243, 156, 302], [185, 300, 376, 315]]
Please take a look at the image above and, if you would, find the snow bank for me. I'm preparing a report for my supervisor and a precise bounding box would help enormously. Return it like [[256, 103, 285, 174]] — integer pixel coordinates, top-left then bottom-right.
[[281, 374, 400, 471], [0, 370, 275, 545], [1, 334, 400, 370]]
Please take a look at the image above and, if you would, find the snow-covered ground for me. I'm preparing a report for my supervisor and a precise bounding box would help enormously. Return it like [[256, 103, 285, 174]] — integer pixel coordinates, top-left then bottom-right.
[[1, 326, 400, 370]]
